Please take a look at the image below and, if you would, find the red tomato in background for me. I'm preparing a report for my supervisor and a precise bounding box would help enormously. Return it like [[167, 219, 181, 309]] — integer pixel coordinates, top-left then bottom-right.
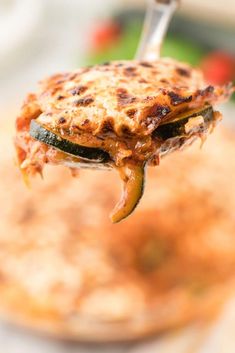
[[90, 21, 121, 52], [201, 52, 235, 85]]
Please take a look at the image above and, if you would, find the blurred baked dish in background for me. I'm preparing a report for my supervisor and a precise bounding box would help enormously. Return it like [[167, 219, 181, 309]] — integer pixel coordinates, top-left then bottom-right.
[[1, 120, 235, 341]]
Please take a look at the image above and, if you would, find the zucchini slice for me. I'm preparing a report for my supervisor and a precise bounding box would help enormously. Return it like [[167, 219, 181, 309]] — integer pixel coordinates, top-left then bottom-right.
[[154, 105, 213, 140], [30, 120, 110, 163], [110, 163, 146, 223]]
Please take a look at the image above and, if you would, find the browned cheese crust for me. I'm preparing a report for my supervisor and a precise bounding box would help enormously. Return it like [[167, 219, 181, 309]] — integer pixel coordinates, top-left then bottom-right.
[[15, 58, 233, 222]]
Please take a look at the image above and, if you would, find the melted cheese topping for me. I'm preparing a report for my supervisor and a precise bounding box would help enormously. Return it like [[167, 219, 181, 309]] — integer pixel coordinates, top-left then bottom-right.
[[14, 59, 234, 222]]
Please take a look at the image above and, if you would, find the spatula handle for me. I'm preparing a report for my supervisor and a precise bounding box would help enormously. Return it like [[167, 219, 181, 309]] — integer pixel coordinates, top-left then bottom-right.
[[135, 0, 179, 61]]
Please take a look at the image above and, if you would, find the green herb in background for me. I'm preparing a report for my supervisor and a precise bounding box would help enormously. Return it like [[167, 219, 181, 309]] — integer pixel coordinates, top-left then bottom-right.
[[85, 20, 206, 67]]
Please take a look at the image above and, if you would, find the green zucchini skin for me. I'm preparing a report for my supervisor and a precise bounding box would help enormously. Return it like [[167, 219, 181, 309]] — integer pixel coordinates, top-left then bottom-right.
[[110, 163, 146, 223], [154, 106, 213, 140], [30, 120, 110, 163], [30, 106, 213, 165]]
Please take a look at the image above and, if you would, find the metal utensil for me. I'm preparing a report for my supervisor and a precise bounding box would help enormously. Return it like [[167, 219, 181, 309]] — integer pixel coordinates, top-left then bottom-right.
[[136, 0, 179, 61]]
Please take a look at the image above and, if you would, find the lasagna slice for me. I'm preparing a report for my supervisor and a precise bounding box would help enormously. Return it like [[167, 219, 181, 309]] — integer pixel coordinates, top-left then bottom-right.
[[15, 58, 233, 222]]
